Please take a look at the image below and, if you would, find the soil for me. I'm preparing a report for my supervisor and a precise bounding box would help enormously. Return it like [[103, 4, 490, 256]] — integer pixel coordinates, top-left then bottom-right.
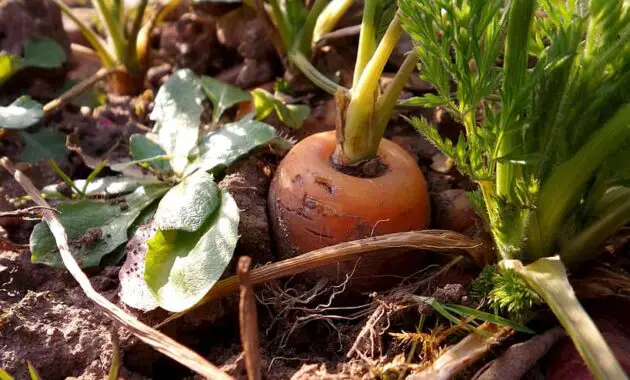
[[1, 1, 629, 379]]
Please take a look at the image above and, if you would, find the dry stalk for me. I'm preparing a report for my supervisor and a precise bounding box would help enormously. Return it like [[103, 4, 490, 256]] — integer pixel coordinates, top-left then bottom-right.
[[472, 326, 565, 380], [70, 43, 102, 63], [157, 231, 485, 328], [315, 24, 361, 47], [406, 323, 513, 380], [238, 256, 262, 380], [43, 67, 123, 117], [0, 156, 232, 380]]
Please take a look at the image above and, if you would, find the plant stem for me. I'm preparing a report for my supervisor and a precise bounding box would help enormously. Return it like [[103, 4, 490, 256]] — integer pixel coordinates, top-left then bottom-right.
[[93, 0, 128, 64], [496, 0, 536, 200], [338, 15, 402, 165], [373, 50, 419, 148], [257, 0, 288, 57], [43, 67, 121, 117], [561, 190, 630, 265], [52, 0, 116, 68], [296, 0, 329, 57], [127, 0, 149, 75], [527, 104, 630, 258], [312, 0, 354, 46], [353, 0, 377, 87], [500, 257, 628, 380], [288, 51, 342, 95], [268, 0, 292, 50]]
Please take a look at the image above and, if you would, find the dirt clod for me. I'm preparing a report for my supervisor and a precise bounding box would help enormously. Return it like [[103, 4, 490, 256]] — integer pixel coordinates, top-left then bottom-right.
[[0, 290, 115, 379]]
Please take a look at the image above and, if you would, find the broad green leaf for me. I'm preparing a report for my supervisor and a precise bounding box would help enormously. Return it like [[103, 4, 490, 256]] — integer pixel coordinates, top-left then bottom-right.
[[0, 52, 24, 86], [154, 170, 220, 232], [30, 185, 169, 268], [0, 96, 43, 129], [130, 134, 172, 173], [201, 76, 251, 125], [23, 37, 67, 69], [19, 129, 67, 163], [145, 189, 239, 312], [101, 199, 161, 267], [150, 69, 204, 175], [118, 222, 160, 311], [184, 119, 277, 175], [251, 89, 309, 129]]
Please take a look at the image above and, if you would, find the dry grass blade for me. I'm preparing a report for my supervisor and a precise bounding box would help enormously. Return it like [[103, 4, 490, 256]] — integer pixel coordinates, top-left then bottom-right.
[[43, 67, 123, 117], [0, 157, 232, 380], [158, 231, 485, 327], [238, 256, 262, 380], [406, 323, 513, 380]]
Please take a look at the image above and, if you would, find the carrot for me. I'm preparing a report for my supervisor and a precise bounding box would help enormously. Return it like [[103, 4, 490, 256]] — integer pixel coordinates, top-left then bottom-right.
[[266, 6, 430, 284], [268, 131, 430, 282]]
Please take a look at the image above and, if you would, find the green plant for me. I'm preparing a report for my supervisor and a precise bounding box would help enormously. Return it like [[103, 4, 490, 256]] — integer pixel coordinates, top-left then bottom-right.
[[266, 1, 431, 283], [400, 0, 630, 377], [409, 295, 534, 336], [0, 37, 67, 86], [30, 69, 287, 312], [250, 0, 352, 94], [471, 265, 542, 322], [53, 0, 180, 95], [0, 361, 41, 380], [333, 4, 419, 166], [0, 95, 69, 163]]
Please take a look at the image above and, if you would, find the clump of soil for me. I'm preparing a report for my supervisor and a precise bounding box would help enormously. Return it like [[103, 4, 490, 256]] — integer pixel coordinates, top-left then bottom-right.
[[0, 251, 123, 379]]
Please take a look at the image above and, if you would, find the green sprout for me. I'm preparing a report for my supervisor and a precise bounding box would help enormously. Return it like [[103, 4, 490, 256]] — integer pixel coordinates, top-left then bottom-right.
[[248, 0, 352, 94], [400, 0, 630, 378], [54, 0, 181, 95]]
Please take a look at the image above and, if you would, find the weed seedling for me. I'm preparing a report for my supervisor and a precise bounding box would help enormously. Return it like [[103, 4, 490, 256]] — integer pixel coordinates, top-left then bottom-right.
[[31, 69, 289, 312], [54, 0, 181, 94]]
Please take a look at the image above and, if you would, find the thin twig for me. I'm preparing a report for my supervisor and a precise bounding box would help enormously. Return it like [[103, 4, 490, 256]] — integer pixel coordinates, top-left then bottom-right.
[[0, 156, 232, 380], [0, 206, 57, 218], [157, 231, 485, 328], [238, 256, 262, 380], [43, 67, 122, 117], [315, 24, 361, 46]]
